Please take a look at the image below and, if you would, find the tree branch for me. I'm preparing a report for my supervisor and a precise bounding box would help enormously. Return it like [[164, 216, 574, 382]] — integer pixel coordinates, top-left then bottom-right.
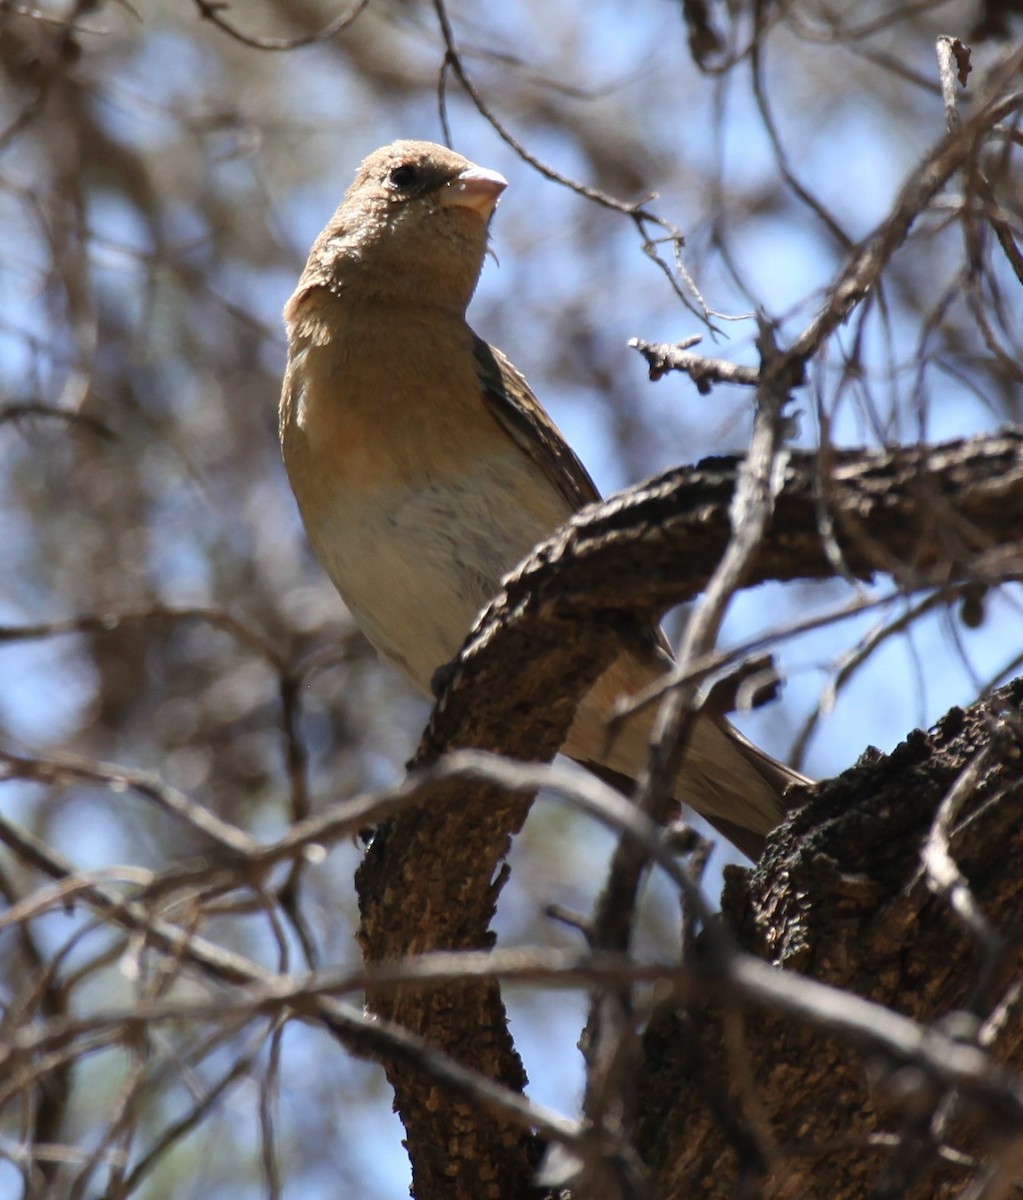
[[356, 428, 1023, 1197]]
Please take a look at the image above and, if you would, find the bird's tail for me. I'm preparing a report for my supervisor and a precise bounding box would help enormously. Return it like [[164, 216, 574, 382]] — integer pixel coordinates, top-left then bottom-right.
[[565, 651, 809, 861]]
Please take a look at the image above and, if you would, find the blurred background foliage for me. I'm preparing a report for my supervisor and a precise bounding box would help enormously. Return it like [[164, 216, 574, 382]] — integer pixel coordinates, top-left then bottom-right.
[[0, 0, 1020, 1195]]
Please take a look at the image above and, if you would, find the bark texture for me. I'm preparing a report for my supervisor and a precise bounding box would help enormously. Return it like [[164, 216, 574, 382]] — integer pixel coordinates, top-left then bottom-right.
[[355, 430, 1023, 1199], [640, 679, 1023, 1197]]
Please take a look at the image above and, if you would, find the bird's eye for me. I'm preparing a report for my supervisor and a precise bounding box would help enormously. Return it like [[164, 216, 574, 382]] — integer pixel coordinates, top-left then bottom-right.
[[389, 164, 419, 190]]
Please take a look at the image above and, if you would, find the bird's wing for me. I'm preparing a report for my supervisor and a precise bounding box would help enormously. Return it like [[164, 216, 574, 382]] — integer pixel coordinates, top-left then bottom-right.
[[472, 334, 674, 663], [472, 335, 603, 512]]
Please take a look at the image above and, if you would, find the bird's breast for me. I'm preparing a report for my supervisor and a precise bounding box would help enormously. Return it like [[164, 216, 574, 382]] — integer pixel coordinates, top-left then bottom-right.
[[300, 456, 571, 694], [279, 321, 574, 693]]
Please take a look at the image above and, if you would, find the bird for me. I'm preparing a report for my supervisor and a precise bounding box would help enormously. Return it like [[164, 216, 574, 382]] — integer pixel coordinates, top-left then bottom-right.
[[279, 139, 806, 860]]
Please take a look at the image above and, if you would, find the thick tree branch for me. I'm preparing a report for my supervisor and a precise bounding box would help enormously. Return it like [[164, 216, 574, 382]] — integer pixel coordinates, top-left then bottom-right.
[[356, 428, 1023, 1197], [638, 680, 1023, 1198]]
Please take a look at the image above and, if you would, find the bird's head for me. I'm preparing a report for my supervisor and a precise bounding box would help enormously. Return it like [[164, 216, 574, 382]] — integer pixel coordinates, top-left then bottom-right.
[[290, 140, 507, 321]]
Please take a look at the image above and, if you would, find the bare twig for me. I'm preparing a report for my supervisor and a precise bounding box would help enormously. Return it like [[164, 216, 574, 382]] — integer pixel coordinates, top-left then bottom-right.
[[192, 0, 369, 51]]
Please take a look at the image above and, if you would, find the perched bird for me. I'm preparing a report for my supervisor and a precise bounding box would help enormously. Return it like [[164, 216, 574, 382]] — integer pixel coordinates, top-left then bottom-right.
[[280, 139, 805, 859]]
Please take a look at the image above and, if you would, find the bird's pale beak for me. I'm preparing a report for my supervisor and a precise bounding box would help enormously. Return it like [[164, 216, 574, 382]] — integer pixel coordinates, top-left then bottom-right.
[[439, 166, 508, 217]]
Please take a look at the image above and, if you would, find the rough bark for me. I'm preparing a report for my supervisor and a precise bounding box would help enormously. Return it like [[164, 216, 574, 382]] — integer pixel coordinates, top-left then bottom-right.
[[640, 679, 1023, 1197], [355, 428, 1023, 1199]]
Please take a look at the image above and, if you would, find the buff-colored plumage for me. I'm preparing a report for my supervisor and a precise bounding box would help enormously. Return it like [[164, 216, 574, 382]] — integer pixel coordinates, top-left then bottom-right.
[[280, 139, 806, 858]]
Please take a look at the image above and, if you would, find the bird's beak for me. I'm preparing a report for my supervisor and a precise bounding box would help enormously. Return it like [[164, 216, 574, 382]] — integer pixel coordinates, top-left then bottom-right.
[[438, 166, 508, 218]]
